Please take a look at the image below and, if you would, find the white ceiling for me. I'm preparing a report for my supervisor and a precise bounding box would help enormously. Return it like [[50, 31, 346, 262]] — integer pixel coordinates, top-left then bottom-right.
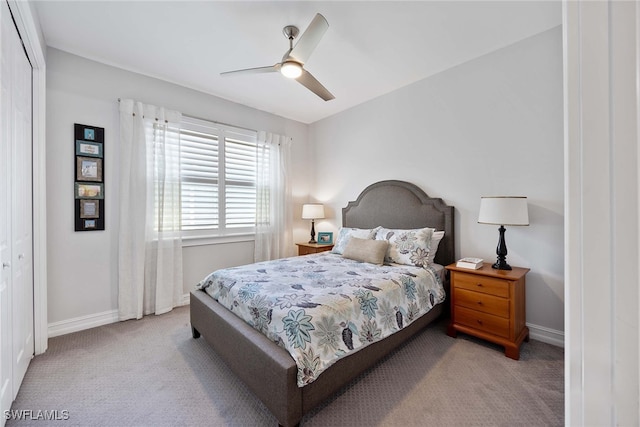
[[34, 1, 561, 124]]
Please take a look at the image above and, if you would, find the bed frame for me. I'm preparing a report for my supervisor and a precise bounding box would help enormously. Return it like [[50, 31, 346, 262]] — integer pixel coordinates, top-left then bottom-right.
[[190, 180, 455, 426]]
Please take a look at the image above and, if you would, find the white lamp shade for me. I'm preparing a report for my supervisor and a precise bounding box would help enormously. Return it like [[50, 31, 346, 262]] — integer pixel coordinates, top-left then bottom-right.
[[301, 204, 325, 220], [478, 196, 529, 226]]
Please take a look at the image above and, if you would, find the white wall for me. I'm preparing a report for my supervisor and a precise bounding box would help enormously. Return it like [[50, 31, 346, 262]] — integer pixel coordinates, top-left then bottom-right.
[[309, 27, 564, 338], [46, 48, 311, 326], [46, 26, 565, 341]]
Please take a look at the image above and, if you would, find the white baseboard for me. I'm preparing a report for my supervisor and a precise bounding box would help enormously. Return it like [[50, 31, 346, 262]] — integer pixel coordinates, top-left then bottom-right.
[[527, 322, 564, 348], [48, 294, 191, 338], [48, 309, 119, 338]]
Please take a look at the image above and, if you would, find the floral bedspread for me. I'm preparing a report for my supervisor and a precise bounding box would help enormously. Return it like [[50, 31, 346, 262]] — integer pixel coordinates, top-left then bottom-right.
[[197, 252, 445, 387]]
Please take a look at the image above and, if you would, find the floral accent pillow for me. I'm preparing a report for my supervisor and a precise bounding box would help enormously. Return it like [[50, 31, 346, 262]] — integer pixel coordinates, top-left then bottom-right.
[[331, 227, 380, 255], [375, 227, 435, 267]]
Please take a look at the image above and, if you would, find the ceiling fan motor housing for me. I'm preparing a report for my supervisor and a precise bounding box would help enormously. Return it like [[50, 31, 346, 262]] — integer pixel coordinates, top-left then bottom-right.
[[283, 25, 300, 40]]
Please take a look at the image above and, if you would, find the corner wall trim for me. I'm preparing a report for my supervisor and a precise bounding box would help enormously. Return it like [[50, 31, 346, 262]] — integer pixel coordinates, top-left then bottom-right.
[[527, 322, 564, 348], [47, 294, 191, 338], [180, 292, 190, 306]]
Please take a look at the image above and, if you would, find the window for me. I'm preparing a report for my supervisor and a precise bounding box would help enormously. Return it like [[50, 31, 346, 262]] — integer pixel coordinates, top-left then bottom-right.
[[180, 116, 259, 239]]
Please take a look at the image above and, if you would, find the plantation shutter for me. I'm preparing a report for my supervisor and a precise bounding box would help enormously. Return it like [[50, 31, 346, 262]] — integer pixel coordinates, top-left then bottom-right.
[[225, 132, 258, 229], [180, 119, 219, 231], [179, 116, 258, 237]]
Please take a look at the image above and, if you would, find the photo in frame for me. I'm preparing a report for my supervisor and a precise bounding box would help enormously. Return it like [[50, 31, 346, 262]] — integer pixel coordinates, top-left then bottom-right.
[[74, 124, 103, 142], [75, 183, 104, 199], [318, 232, 333, 245], [75, 140, 103, 158], [80, 200, 100, 218], [76, 156, 103, 182]]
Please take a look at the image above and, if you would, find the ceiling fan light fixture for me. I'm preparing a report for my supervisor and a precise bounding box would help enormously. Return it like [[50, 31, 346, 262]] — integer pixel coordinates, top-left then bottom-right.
[[281, 61, 302, 79]]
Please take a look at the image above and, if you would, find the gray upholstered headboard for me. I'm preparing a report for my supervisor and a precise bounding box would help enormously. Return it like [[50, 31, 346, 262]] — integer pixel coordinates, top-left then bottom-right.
[[342, 180, 455, 267]]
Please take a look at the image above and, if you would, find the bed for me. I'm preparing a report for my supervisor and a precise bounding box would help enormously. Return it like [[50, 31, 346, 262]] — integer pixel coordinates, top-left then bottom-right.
[[190, 180, 455, 426]]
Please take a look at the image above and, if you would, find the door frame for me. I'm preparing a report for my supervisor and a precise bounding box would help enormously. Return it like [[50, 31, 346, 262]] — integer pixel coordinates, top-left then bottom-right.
[[564, 0, 640, 424], [7, 0, 47, 355]]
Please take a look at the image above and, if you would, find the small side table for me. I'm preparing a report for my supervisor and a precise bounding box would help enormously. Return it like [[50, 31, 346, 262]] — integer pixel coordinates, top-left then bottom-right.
[[296, 242, 334, 256], [446, 263, 530, 360]]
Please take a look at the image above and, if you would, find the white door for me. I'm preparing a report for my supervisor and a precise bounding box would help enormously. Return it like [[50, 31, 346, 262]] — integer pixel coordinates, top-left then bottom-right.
[[0, 0, 34, 419], [11, 0, 34, 394], [0, 0, 14, 414]]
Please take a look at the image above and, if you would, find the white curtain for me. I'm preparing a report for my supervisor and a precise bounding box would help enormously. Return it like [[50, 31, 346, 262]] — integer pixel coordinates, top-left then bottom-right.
[[254, 131, 294, 262], [118, 99, 183, 320]]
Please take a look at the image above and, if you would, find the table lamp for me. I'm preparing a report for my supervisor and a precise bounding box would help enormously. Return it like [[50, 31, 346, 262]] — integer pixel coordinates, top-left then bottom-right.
[[478, 196, 529, 270], [301, 204, 325, 244]]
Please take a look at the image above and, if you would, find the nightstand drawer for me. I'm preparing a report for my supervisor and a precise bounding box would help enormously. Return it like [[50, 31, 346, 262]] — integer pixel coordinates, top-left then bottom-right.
[[296, 243, 333, 256], [454, 288, 510, 318], [298, 245, 315, 256], [455, 306, 510, 339], [453, 272, 509, 298]]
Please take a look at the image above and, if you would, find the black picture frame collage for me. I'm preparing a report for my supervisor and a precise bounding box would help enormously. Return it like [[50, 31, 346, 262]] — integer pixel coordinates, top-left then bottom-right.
[[74, 123, 105, 231]]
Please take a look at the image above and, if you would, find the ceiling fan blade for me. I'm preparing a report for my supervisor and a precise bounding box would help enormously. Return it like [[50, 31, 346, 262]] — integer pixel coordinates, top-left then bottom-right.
[[296, 69, 334, 101], [221, 64, 280, 76], [289, 13, 329, 64]]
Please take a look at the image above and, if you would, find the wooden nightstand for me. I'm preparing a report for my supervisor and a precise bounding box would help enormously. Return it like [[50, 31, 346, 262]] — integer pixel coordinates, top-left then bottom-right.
[[296, 242, 334, 256], [445, 263, 530, 360]]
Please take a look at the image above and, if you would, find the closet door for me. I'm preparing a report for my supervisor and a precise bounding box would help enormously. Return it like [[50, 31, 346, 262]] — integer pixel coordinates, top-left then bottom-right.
[[0, 0, 34, 417], [0, 0, 13, 413], [10, 0, 34, 395]]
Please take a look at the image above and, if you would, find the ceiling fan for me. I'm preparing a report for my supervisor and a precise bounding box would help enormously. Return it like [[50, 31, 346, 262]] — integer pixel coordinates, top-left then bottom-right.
[[220, 13, 335, 101]]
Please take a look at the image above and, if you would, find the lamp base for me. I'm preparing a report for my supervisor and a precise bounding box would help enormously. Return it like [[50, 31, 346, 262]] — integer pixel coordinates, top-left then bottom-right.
[[308, 219, 316, 244], [492, 225, 512, 270], [492, 259, 512, 270]]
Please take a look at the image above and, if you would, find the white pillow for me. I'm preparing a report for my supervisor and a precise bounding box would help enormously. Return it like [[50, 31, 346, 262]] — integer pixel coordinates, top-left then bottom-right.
[[375, 227, 435, 267], [331, 227, 380, 255], [427, 231, 445, 265]]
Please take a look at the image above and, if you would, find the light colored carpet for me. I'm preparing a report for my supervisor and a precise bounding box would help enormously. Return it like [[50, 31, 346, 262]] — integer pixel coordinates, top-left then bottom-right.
[[8, 306, 563, 426]]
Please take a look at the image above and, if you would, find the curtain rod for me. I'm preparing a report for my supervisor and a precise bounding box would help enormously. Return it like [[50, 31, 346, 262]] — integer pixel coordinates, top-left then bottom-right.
[[117, 98, 258, 133]]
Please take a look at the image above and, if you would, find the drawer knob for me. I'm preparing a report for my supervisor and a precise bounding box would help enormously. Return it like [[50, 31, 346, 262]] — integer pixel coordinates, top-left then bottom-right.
[[477, 301, 483, 305], [476, 319, 483, 325], [476, 283, 483, 287]]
